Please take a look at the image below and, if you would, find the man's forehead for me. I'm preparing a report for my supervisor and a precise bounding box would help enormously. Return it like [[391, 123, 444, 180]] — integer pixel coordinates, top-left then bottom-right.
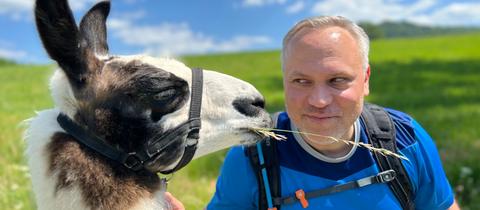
[[284, 26, 362, 67], [285, 65, 354, 77], [329, 31, 341, 41], [285, 28, 355, 59], [290, 26, 352, 45]]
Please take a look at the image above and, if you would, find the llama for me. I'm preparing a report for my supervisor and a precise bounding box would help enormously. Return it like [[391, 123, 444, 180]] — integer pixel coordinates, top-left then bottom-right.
[[25, 0, 272, 209]]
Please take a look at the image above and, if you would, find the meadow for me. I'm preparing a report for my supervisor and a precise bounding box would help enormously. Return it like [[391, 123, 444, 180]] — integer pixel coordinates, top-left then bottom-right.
[[1, 33, 479, 209]]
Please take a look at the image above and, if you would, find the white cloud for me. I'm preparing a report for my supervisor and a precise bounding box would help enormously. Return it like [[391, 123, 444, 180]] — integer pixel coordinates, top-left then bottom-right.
[[418, 3, 480, 26], [311, 0, 480, 26], [242, 0, 287, 7], [311, 0, 433, 24], [0, 0, 32, 20], [0, 48, 27, 60], [286, 1, 305, 14], [0, 0, 100, 20], [69, 0, 100, 11], [215, 36, 271, 52], [108, 18, 271, 56], [0, 0, 31, 12]]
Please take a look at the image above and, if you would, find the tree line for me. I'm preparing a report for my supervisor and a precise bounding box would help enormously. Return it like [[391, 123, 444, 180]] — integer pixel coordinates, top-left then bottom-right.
[[358, 21, 480, 40]]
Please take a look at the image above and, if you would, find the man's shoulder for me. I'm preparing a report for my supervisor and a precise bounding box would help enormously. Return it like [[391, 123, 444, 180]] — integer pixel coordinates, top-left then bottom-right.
[[384, 107, 414, 124], [273, 111, 289, 128], [224, 145, 260, 171], [218, 146, 258, 184], [226, 146, 249, 161], [374, 106, 418, 150], [208, 147, 259, 210], [381, 106, 438, 155]]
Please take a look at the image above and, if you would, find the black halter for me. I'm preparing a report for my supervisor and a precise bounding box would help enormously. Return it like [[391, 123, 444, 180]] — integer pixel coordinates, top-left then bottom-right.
[[57, 68, 203, 174]]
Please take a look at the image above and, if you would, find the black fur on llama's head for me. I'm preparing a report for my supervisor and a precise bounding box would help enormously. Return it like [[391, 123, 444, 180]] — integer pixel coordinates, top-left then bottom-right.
[[35, 0, 271, 173]]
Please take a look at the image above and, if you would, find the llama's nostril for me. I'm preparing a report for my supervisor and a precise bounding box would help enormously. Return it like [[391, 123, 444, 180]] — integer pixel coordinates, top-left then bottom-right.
[[233, 97, 265, 117], [252, 98, 265, 109]]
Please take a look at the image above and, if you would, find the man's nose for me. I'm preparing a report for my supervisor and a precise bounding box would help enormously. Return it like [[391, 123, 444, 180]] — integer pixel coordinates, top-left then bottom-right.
[[307, 85, 332, 108]]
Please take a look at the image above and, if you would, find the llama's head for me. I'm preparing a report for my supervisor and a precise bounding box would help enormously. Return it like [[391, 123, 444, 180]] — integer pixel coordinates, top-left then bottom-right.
[[35, 0, 271, 173]]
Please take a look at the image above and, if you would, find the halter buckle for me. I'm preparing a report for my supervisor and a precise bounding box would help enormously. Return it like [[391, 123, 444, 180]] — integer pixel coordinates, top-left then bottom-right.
[[123, 152, 144, 171]]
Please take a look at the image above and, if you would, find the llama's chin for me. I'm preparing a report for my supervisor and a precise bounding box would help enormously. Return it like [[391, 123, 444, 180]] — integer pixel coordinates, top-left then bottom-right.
[[226, 119, 274, 145]]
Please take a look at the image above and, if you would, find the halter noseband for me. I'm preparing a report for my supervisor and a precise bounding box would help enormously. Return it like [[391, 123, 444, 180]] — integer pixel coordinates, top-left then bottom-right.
[[57, 68, 203, 174]]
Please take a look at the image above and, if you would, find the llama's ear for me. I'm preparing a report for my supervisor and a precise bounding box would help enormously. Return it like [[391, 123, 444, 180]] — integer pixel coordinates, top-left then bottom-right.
[[79, 1, 110, 56], [35, 0, 88, 88]]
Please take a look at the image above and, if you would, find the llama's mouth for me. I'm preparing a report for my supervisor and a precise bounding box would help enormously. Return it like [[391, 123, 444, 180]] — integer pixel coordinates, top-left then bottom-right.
[[238, 117, 274, 143], [235, 127, 268, 145]]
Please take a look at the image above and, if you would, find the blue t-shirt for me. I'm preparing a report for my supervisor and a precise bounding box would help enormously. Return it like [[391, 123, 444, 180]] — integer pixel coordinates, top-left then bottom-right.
[[207, 109, 454, 210]]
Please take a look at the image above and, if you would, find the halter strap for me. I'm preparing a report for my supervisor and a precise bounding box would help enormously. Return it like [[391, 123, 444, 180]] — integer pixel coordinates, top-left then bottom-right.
[[57, 67, 203, 173], [161, 67, 203, 174]]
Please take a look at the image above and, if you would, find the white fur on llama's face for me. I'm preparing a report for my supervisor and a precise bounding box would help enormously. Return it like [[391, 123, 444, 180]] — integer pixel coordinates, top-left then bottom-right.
[[50, 55, 271, 164], [26, 0, 271, 209]]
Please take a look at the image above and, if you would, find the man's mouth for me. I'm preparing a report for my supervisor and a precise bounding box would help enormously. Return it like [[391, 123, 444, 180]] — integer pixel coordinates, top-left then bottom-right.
[[304, 114, 339, 120]]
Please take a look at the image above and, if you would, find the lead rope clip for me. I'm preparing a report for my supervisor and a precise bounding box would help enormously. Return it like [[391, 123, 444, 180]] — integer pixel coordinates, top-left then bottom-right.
[[160, 177, 168, 192]]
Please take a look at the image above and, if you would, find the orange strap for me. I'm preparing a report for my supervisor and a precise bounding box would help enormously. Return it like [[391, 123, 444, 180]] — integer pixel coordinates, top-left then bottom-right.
[[267, 208, 278, 210], [295, 189, 309, 208]]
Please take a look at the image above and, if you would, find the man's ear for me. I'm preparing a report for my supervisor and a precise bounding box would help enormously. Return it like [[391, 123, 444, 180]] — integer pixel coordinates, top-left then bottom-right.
[[364, 65, 371, 96]]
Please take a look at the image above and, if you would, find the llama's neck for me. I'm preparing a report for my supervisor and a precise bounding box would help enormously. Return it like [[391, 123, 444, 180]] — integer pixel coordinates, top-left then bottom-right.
[[44, 132, 165, 210]]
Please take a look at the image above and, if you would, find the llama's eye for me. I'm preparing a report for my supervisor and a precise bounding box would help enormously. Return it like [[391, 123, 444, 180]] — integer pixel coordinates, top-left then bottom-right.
[[149, 84, 188, 122], [150, 88, 180, 122], [153, 89, 176, 101]]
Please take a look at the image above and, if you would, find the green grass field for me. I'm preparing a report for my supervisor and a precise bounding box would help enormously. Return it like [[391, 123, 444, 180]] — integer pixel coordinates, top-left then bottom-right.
[[1, 33, 479, 209]]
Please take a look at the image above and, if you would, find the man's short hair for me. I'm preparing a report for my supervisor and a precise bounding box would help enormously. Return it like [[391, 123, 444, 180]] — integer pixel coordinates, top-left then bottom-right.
[[282, 16, 370, 71]]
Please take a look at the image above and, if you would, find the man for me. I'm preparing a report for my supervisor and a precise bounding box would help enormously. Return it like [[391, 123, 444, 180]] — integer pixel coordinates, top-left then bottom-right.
[[167, 16, 459, 209], [204, 16, 459, 210]]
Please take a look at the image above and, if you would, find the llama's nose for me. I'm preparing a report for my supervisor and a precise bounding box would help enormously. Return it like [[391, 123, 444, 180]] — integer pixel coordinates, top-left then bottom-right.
[[232, 97, 265, 117]]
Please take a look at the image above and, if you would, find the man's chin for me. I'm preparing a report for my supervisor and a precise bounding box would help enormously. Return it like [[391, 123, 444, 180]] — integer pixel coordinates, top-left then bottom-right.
[[303, 131, 338, 140], [299, 120, 338, 133], [297, 125, 343, 141]]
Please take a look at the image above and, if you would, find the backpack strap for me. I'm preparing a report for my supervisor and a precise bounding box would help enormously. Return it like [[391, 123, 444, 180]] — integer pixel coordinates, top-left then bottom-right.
[[248, 106, 414, 210], [360, 103, 415, 210], [246, 138, 281, 210]]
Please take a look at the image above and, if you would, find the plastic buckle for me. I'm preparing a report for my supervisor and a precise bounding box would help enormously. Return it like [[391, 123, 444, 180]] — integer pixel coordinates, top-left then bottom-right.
[[295, 189, 309, 208], [123, 152, 144, 171], [378, 170, 396, 183]]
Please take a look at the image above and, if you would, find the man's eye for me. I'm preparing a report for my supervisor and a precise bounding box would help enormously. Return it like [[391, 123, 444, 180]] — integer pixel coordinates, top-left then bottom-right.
[[329, 77, 352, 89], [330, 77, 348, 84], [292, 79, 311, 85]]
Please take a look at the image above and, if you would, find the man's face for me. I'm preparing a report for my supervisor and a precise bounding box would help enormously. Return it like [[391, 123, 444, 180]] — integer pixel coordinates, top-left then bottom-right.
[[283, 26, 370, 142]]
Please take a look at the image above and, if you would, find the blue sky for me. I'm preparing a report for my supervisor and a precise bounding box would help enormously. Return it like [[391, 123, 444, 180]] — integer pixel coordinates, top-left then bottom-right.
[[1, 0, 479, 64]]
